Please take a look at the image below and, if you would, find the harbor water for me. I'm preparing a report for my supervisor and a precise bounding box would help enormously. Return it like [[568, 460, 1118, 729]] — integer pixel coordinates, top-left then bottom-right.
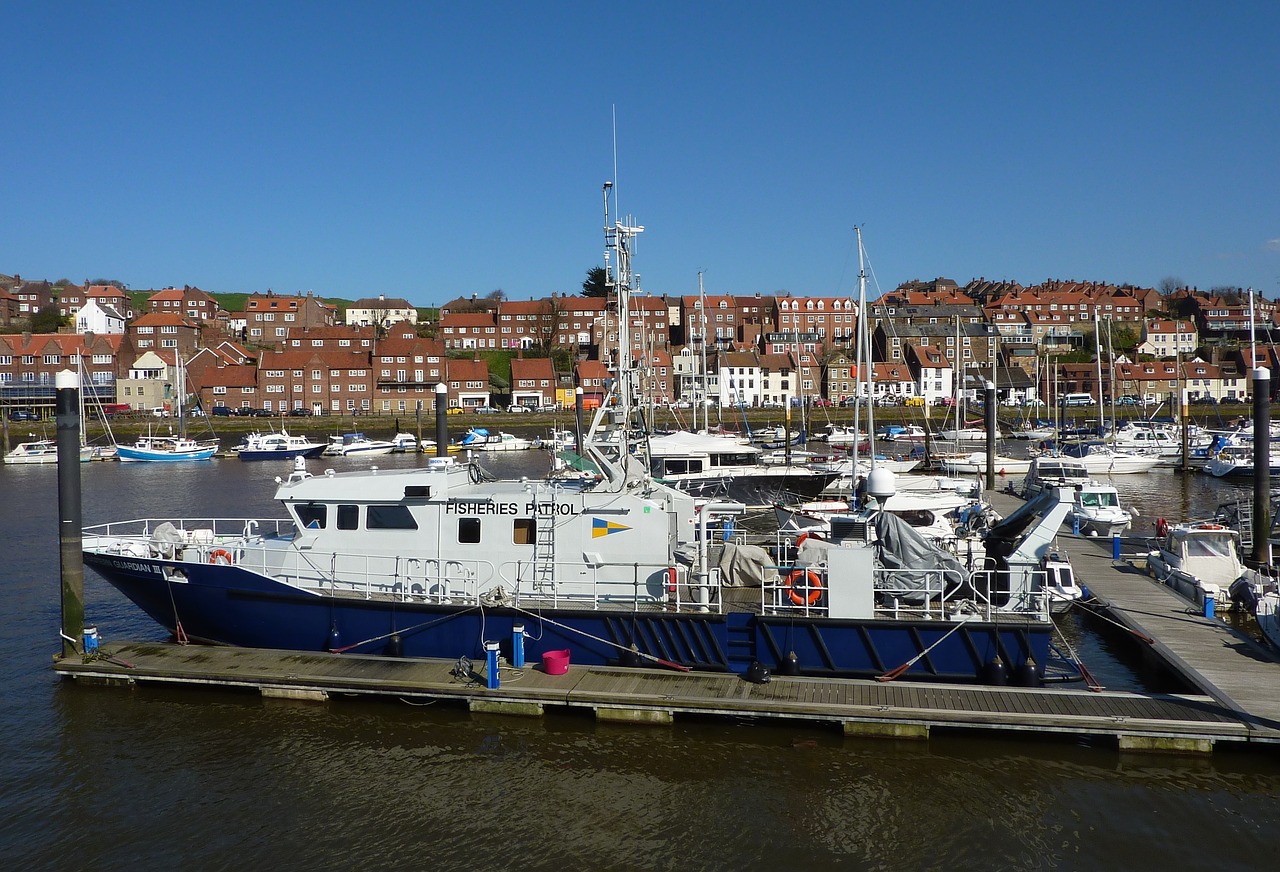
[[3, 452, 1280, 870]]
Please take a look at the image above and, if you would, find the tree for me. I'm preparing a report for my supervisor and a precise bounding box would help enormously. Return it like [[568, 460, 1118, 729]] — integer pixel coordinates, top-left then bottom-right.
[[29, 304, 66, 333], [582, 266, 609, 298], [484, 289, 507, 303], [1158, 277, 1185, 296]]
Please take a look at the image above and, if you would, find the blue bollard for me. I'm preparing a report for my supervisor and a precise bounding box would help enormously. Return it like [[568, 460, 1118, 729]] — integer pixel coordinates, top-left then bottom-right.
[[83, 626, 99, 654], [485, 640, 500, 689], [512, 623, 526, 668], [1072, 515, 1081, 536], [1204, 597, 1216, 619], [1112, 535, 1121, 560]]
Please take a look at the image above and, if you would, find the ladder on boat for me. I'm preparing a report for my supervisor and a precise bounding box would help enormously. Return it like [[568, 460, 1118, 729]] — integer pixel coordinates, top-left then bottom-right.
[[532, 488, 557, 590], [1236, 499, 1253, 552]]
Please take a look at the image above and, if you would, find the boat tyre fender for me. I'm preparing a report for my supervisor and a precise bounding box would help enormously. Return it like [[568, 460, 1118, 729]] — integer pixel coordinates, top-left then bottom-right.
[[209, 548, 235, 565], [785, 569, 823, 606], [1155, 517, 1169, 538]]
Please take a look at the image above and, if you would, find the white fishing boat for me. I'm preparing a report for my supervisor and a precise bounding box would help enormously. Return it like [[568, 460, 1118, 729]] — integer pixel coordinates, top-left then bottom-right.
[[816, 424, 865, 446], [1067, 481, 1132, 537], [1009, 424, 1056, 441]]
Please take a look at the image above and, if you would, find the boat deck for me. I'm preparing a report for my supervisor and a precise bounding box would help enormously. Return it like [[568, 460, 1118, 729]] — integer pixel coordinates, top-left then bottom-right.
[[987, 489, 1280, 742]]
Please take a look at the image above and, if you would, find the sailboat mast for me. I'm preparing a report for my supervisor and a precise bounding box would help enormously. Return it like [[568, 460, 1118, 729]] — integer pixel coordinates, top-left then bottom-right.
[[698, 271, 708, 432], [857, 228, 875, 469], [1093, 307, 1105, 436]]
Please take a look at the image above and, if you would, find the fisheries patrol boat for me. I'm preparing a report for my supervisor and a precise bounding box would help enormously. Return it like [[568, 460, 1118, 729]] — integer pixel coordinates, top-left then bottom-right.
[[79, 207, 1060, 684]]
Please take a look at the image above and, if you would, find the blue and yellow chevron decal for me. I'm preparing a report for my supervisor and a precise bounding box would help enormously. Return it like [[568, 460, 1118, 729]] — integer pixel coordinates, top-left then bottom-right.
[[592, 517, 632, 538]]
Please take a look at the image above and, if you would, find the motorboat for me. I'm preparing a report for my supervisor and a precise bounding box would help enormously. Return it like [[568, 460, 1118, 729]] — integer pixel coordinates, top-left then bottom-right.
[[1053, 441, 1160, 475], [4, 439, 61, 465], [940, 452, 1033, 476], [1009, 423, 1056, 440], [1146, 521, 1263, 612], [876, 424, 926, 442], [1021, 456, 1091, 497], [647, 430, 839, 504], [1203, 444, 1280, 478], [456, 428, 534, 452], [1067, 481, 1132, 537], [391, 433, 421, 453], [322, 432, 396, 457], [237, 430, 327, 461], [816, 424, 864, 446], [116, 434, 218, 462], [1229, 577, 1280, 651], [938, 426, 1003, 443], [1042, 549, 1083, 613], [79, 219, 1056, 685]]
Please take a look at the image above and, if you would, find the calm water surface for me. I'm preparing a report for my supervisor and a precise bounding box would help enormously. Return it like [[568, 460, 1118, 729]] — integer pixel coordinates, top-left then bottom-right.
[[2, 452, 1279, 871]]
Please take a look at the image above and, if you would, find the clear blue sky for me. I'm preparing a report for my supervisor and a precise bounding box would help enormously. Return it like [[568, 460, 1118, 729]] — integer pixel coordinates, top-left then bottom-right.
[[3, 2, 1277, 305]]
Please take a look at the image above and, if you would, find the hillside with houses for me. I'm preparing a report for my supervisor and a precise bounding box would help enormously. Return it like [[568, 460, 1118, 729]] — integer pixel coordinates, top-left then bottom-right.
[[0, 271, 1275, 419]]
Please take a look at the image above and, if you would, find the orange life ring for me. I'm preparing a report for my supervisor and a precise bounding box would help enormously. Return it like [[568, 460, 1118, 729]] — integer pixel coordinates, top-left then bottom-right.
[[1197, 523, 1225, 530], [209, 548, 235, 565], [1155, 518, 1169, 538], [785, 569, 823, 606]]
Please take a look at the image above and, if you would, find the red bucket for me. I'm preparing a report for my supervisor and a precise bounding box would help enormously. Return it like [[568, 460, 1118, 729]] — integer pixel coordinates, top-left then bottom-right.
[[542, 649, 570, 675]]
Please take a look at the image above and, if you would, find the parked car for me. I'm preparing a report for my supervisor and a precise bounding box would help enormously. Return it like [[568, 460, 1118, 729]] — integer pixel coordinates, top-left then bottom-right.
[[8, 409, 38, 421], [211, 406, 233, 416], [149, 407, 170, 418], [1190, 395, 1218, 405], [473, 406, 499, 414], [1117, 395, 1139, 406], [903, 396, 925, 407], [446, 406, 464, 415], [759, 400, 784, 410], [933, 396, 956, 407], [507, 405, 531, 413], [288, 407, 312, 416]]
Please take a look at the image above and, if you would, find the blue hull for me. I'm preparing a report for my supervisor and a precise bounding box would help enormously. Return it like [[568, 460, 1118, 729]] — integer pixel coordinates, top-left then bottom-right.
[[238, 446, 326, 461], [84, 553, 1052, 683], [116, 448, 217, 462]]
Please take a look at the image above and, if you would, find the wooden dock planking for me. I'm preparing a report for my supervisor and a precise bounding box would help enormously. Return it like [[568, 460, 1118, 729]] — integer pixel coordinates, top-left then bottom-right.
[[987, 488, 1280, 741], [53, 640, 1259, 749]]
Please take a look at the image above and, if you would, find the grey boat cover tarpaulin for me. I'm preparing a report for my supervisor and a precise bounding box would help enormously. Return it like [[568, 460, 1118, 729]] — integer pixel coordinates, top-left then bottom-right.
[[717, 541, 779, 588], [873, 511, 968, 603]]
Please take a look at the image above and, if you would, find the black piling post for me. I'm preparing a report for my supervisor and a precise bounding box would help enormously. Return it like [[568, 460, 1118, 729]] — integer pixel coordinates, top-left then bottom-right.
[[56, 370, 84, 659], [414, 400, 423, 453], [984, 379, 997, 491], [435, 383, 449, 458], [1253, 367, 1270, 566]]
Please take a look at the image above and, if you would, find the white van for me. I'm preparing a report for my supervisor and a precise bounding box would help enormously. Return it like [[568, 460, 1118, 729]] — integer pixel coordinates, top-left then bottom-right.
[[1060, 393, 1097, 407]]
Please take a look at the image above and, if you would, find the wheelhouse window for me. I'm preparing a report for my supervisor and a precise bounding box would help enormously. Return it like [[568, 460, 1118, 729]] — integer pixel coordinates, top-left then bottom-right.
[[458, 518, 481, 543], [296, 503, 326, 529], [367, 505, 417, 529], [337, 505, 359, 530], [513, 518, 535, 545]]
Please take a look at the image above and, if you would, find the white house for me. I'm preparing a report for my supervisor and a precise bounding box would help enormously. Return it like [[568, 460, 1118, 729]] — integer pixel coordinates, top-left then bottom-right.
[[717, 350, 761, 408], [74, 299, 126, 335], [346, 294, 418, 329], [907, 343, 954, 404], [1137, 319, 1198, 358]]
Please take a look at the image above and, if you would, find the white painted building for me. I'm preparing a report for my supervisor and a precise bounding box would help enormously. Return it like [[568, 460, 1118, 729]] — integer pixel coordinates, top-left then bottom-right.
[[74, 299, 126, 335]]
